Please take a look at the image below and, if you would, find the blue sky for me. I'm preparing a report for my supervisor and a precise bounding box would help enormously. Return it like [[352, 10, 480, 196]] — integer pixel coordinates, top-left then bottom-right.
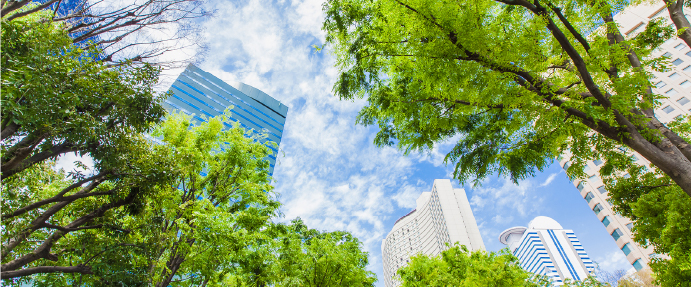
[[157, 0, 635, 284]]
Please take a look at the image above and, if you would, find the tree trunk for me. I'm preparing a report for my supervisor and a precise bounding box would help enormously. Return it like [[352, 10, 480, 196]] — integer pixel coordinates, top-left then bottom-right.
[[664, 0, 691, 49]]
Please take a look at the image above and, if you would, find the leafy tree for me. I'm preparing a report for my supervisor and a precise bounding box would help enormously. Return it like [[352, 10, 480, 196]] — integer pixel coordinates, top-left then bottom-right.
[[322, 0, 691, 283], [1, 11, 165, 179], [617, 269, 659, 287], [607, 165, 691, 285], [1, 12, 169, 280], [322, 0, 691, 195], [17, 111, 281, 286], [1, 0, 208, 66], [143, 111, 280, 286], [396, 244, 603, 286], [646, 0, 691, 51], [233, 218, 377, 287]]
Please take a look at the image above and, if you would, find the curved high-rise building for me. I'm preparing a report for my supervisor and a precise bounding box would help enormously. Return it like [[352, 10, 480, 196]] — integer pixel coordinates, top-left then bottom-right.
[[164, 64, 288, 175], [381, 179, 484, 287], [499, 216, 595, 286]]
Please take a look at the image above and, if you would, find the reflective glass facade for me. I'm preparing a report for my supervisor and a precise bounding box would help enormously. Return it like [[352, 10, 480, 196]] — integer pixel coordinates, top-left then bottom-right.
[[164, 64, 288, 175]]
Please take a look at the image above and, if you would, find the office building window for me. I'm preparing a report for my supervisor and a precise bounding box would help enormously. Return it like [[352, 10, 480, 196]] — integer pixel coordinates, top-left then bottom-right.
[[663, 52, 673, 58], [627, 222, 634, 230], [602, 216, 611, 227], [589, 174, 599, 181], [685, 65, 691, 72], [666, 89, 678, 96], [585, 192, 594, 203], [681, 81, 691, 89], [594, 203, 604, 215], [563, 161, 570, 170], [670, 72, 681, 80], [598, 185, 607, 194], [584, 165, 591, 172], [651, 8, 666, 18], [673, 58, 684, 65], [612, 228, 624, 241], [633, 259, 644, 271], [656, 81, 667, 88], [622, 243, 633, 256], [577, 182, 585, 191], [593, 159, 603, 166], [678, 97, 690, 105], [627, 23, 645, 37], [663, 105, 676, 113], [676, 43, 687, 50]]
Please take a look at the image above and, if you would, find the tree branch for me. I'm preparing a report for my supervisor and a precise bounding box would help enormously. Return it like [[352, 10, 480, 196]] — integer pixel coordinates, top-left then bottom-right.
[[1, 265, 92, 279], [2, 172, 110, 220], [1, 141, 82, 180], [4, 0, 60, 21], [547, 4, 590, 52]]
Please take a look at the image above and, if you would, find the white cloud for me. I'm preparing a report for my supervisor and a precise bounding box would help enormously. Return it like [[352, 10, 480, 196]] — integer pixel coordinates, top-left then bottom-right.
[[470, 194, 487, 208], [392, 184, 423, 209], [54, 153, 94, 175], [470, 177, 536, 217], [492, 214, 514, 224], [539, 172, 560, 187], [593, 250, 635, 273], [172, 0, 592, 285]]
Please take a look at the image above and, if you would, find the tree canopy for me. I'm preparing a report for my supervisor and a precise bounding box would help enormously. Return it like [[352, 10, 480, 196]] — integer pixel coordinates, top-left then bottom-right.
[[322, 0, 691, 195], [1, 11, 165, 180], [322, 0, 691, 283], [230, 218, 377, 287], [396, 244, 603, 286], [1, 11, 170, 280]]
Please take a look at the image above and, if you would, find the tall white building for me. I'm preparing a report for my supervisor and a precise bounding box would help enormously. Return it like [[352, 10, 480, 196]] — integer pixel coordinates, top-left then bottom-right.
[[559, 1, 691, 271], [499, 216, 596, 286], [381, 179, 484, 287]]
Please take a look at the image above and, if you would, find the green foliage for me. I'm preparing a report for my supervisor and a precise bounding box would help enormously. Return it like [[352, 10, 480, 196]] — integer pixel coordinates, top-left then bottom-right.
[[1, 12, 172, 281], [323, 0, 691, 284], [2, 130, 175, 284], [1, 11, 165, 179], [232, 218, 377, 287], [321, 0, 689, 190], [19, 111, 280, 285], [144, 111, 280, 286], [607, 166, 691, 285], [396, 244, 603, 286]]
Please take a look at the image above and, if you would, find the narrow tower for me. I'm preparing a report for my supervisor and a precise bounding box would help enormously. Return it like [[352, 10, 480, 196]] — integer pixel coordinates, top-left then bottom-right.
[[381, 179, 484, 287], [499, 216, 595, 285]]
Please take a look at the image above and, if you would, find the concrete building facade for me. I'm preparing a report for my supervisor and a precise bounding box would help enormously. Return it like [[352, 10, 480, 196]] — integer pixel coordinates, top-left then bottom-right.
[[164, 64, 288, 175], [559, 1, 690, 271], [499, 216, 596, 285], [381, 179, 484, 287]]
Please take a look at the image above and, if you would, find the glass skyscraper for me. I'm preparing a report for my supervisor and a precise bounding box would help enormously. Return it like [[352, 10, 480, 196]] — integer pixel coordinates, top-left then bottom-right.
[[164, 64, 288, 175]]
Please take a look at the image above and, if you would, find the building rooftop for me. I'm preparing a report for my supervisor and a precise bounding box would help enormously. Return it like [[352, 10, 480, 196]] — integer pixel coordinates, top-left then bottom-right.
[[528, 216, 563, 230]]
